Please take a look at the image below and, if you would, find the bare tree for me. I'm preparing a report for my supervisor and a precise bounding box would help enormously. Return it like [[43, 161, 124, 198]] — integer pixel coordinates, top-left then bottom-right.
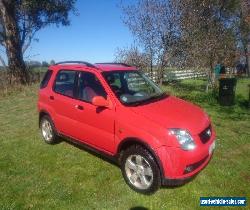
[[121, 0, 249, 88], [114, 45, 150, 70], [178, 0, 238, 90], [121, 0, 180, 85]]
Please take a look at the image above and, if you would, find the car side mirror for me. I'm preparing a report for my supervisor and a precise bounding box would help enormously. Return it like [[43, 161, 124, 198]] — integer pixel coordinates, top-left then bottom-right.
[[92, 96, 111, 108]]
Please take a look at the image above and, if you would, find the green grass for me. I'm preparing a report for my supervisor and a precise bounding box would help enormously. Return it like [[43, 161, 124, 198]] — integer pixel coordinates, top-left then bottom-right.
[[0, 78, 249, 210]]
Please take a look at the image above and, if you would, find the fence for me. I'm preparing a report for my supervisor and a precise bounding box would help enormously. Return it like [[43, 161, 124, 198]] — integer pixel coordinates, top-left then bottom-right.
[[145, 69, 207, 82]]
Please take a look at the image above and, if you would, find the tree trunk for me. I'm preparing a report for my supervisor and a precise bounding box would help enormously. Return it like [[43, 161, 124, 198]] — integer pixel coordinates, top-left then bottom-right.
[[245, 47, 250, 76], [246, 37, 250, 77], [206, 68, 212, 92], [149, 49, 153, 79], [0, 0, 29, 84], [150, 59, 153, 75], [206, 57, 214, 92]]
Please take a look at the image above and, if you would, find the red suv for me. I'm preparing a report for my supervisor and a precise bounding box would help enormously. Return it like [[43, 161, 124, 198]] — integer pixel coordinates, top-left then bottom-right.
[[38, 61, 216, 194]]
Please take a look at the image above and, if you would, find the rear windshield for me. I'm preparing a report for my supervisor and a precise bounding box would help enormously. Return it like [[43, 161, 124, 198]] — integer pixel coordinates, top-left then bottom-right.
[[40, 70, 53, 89]]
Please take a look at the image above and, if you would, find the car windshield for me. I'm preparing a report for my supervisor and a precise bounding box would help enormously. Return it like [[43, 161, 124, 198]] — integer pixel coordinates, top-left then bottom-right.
[[103, 70, 166, 106]]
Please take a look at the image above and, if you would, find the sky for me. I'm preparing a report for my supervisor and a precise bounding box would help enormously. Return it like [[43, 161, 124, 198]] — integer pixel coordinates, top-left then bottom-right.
[[1, 0, 135, 64]]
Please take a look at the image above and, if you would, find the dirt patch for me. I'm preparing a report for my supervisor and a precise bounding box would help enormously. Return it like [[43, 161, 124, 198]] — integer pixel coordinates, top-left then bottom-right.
[[240, 172, 250, 182]]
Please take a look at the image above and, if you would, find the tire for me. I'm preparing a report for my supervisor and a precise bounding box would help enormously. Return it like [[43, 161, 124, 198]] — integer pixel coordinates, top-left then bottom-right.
[[120, 145, 161, 194], [40, 115, 59, 144]]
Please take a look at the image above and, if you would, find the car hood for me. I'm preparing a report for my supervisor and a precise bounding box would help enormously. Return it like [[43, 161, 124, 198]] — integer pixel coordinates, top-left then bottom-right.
[[130, 96, 210, 134]]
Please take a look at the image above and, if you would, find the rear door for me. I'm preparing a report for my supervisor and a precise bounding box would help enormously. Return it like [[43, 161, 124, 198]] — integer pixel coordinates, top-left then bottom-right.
[[52, 69, 80, 137]]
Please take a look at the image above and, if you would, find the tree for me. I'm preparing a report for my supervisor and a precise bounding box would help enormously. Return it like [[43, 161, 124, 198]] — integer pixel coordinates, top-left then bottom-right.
[[121, 0, 249, 87], [214, 0, 250, 76], [121, 0, 180, 84], [50, 59, 55, 65], [114, 45, 150, 70], [241, 0, 250, 24], [42, 61, 49, 67], [26, 60, 41, 67], [239, 0, 250, 76], [0, 0, 76, 84], [0, 16, 6, 67], [178, 0, 239, 90]]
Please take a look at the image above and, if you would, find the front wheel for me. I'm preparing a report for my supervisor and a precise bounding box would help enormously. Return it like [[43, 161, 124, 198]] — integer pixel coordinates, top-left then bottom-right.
[[121, 145, 161, 194]]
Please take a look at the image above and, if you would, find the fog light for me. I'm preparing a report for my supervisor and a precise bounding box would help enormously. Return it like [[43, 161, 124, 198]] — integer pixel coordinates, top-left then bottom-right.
[[184, 166, 193, 174]]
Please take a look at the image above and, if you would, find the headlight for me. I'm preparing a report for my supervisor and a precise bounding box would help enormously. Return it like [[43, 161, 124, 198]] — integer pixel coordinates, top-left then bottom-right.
[[169, 129, 196, 151]]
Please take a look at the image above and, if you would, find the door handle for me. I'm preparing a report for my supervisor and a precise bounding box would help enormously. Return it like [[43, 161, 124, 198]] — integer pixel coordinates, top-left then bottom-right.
[[49, 96, 54, 100], [75, 105, 84, 110]]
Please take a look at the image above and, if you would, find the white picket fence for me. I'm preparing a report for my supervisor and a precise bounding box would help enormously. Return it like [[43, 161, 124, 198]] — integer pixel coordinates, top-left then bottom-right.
[[145, 69, 207, 82]]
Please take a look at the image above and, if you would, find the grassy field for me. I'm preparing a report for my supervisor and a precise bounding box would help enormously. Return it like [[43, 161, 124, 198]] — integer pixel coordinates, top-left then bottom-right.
[[0, 78, 249, 210]]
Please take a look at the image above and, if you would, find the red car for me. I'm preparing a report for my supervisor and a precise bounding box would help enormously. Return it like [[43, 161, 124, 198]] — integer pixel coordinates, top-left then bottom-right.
[[38, 61, 216, 194]]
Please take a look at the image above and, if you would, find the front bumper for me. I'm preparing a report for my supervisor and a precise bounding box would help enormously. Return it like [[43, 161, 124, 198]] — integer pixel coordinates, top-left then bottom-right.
[[157, 134, 216, 181], [161, 149, 214, 186]]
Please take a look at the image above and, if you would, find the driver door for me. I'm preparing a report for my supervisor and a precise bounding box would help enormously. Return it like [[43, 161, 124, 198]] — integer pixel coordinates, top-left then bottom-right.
[[73, 71, 116, 153]]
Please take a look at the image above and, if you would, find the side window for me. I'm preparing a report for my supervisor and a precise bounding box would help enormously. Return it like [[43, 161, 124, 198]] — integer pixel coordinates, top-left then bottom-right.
[[40, 70, 52, 89], [78, 72, 107, 102], [54, 70, 77, 98]]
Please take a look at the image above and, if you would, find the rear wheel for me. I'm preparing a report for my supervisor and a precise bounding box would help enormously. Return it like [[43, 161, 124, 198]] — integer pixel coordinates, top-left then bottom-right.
[[121, 145, 161, 194], [40, 115, 59, 144]]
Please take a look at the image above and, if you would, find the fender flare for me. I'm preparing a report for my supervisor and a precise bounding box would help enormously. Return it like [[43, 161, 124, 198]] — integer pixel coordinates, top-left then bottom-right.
[[39, 110, 53, 127], [117, 137, 165, 178]]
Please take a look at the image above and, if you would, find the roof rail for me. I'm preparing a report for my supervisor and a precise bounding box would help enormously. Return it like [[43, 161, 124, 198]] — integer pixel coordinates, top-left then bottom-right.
[[95, 62, 132, 67], [55, 61, 96, 68]]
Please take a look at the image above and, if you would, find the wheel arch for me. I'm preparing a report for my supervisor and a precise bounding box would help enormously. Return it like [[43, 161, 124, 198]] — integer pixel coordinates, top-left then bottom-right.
[[116, 137, 165, 178], [39, 110, 53, 127]]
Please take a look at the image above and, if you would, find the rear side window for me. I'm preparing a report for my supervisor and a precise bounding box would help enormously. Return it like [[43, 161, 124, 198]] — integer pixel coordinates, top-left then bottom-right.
[[40, 70, 52, 89], [53, 70, 77, 98]]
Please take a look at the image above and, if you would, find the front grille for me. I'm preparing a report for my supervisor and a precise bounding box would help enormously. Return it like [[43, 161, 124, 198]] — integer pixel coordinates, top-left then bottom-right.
[[184, 155, 209, 174], [199, 125, 212, 144]]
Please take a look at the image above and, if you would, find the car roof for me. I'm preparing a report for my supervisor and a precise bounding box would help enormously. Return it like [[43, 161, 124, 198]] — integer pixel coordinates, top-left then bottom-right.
[[49, 61, 137, 72], [95, 63, 137, 71]]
